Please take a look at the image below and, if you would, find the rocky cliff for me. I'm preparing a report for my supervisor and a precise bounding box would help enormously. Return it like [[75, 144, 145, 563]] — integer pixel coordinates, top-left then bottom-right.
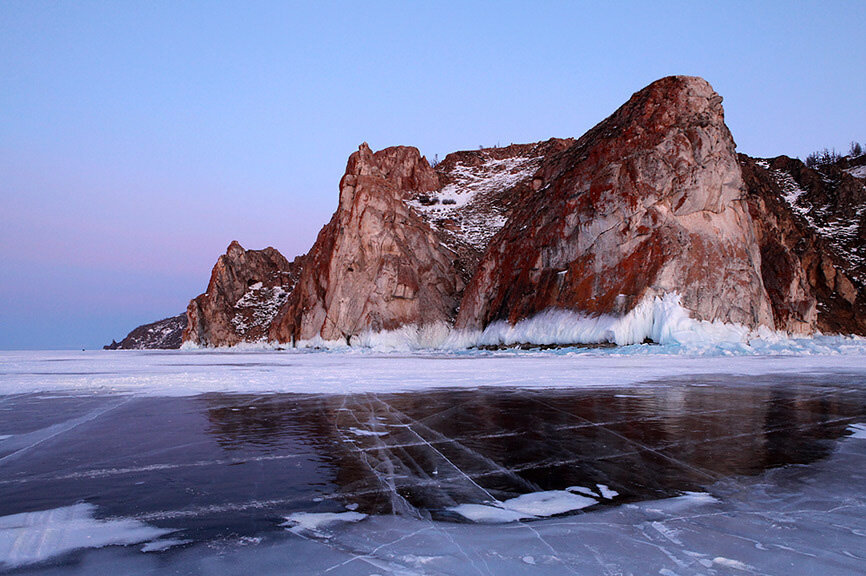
[[183, 241, 301, 346], [105, 313, 187, 350], [740, 154, 865, 334], [115, 75, 864, 348], [458, 76, 774, 334], [269, 144, 464, 344]]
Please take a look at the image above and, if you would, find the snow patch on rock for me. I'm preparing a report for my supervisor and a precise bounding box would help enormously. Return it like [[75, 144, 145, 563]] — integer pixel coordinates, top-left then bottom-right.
[[409, 154, 540, 250], [845, 165, 866, 179]]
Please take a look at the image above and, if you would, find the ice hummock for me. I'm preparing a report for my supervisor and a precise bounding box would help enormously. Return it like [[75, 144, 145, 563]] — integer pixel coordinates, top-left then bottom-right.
[[277, 291, 866, 356]]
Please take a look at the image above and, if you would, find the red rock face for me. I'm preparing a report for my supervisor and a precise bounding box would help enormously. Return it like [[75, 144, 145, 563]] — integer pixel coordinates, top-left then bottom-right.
[[268, 144, 464, 343], [456, 76, 775, 332], [174, 75, 864, 349], [184, 241, 301, 346]]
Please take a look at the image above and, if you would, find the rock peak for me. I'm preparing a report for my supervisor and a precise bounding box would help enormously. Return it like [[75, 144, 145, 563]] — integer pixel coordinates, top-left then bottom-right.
[[456, 73, 773, 332], [226, 240, 244, 256]]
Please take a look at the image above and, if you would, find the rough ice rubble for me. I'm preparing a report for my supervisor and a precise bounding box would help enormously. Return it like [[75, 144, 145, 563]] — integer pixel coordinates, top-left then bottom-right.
[[474, 293, 751, 347], [0, 504, 173, 568], [286, 293, 786, 352], [178, 292, 866, 355]]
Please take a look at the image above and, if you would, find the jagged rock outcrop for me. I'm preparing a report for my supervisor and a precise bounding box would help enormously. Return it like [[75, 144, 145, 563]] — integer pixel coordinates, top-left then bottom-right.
[[456, 76, 774, 332], [184, 241, 301, 346], [269, 144, 464, 343], [105, 313, 187, 349], [740, 155, 865, 334], [165, 75, 864, 348]]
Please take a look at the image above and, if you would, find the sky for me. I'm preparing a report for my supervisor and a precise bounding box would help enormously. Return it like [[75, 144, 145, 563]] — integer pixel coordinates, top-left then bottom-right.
[[1, 1, 864, 349]]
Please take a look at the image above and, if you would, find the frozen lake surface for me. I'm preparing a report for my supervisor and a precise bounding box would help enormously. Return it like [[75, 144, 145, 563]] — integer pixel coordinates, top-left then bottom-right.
[[1, 349, 865, 574]]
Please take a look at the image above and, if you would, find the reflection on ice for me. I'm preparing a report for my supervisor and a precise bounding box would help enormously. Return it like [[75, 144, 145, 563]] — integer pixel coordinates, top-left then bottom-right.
[[0, 365, 865, 573]]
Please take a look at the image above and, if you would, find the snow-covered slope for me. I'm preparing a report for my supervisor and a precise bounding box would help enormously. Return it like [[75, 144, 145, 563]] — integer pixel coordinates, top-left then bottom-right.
[[408, 151, 543, 251]]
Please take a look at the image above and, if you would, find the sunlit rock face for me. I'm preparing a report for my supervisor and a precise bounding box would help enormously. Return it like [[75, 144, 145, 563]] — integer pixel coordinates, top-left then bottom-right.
[[184, 241, 301, 346], [269, 144, 465, 343], [171, 75, 865, 348], [456, 76, 775, 331]]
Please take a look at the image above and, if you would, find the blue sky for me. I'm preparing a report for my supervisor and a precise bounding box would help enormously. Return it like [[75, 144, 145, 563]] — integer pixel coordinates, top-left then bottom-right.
[[1, 1, 864, 349]]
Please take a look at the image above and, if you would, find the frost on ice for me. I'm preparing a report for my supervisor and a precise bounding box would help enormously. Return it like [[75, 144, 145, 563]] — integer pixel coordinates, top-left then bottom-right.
[[0, 504, 172, 568]]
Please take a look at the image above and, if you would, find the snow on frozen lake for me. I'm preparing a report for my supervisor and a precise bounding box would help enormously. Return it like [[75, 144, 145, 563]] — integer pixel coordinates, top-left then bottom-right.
[[0, 348, 865, 574]]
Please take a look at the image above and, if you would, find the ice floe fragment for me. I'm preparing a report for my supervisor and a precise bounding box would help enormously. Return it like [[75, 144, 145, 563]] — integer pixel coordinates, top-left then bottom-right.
[[596, 483, 619, 499], [448, 503, 535, 523], [450, 490, 597, 523]]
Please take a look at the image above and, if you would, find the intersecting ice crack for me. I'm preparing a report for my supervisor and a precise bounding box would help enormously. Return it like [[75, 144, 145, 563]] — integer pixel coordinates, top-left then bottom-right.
[[332, 395, 422, 519], [370, 396, 579, 576], [370, 398, 541, 495], [320, 526, 436, 575], [327, 395, 498, 576], [0, 397, 132, 466], [530, 396, 725, 485], [370, 398, 506, 504]]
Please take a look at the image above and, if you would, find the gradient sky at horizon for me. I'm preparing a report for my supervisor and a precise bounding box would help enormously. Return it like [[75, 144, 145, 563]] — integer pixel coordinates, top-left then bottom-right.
[[1, 1, 864, 349]]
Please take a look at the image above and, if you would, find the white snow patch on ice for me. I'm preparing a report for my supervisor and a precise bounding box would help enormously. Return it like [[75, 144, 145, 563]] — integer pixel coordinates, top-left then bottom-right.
[[712, 556, 752, 570], [643, 492, 719, 515], [847, 423, 866, 439], [282, 511, 367, 535], [0, 503, 173, 568], [596, 484, 619, 499], [501, 490, 597, 516], [451, 490, 597, 523], [449, 503, 534, 523]]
